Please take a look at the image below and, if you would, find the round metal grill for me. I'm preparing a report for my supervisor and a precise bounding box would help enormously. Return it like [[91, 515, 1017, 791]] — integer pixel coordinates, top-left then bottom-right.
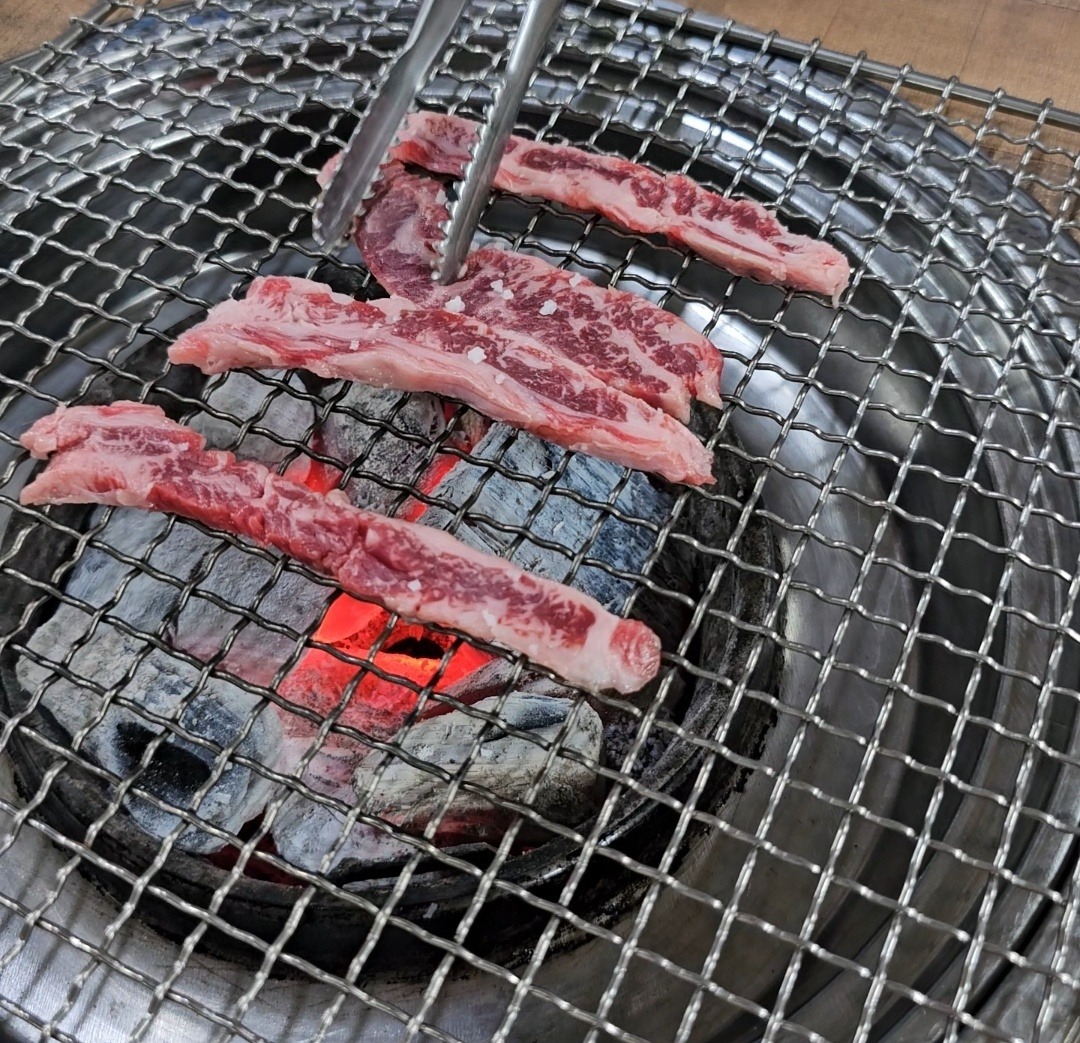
[[1, 2, 1080, 1041]]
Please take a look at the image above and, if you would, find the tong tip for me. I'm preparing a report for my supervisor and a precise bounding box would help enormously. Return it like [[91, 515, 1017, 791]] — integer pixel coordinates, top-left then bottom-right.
[[431, 0, 564, 284], [312, 205, 350, 251]]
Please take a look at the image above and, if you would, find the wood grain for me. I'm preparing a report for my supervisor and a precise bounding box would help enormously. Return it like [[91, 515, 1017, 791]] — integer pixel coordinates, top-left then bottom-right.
[[0, 1, 1074, 111], [691, 0, 1080, 112], [0, 0, 87, 59], [2, 2, 1077, 216]]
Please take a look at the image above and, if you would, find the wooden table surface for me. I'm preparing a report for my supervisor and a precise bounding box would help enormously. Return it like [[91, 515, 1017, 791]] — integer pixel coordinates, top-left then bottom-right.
[[1, 0, 1079, 113], [1, 0, 1077, 218]]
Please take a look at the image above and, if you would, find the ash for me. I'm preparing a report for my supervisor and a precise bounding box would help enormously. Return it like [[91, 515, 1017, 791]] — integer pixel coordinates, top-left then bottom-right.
[[603, 710, 676, 779]]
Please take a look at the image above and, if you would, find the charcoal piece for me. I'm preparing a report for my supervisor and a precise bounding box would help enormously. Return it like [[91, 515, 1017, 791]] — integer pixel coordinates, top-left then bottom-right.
[[438, 657, 574, 709], [602, 709, 676, 778], [277, 724, 372, 802], [64, 508, 200, 629], [189, 369, 315, 464], [170, 542, 328, 686], [61, 507, 329, 687], [272, 705, 419, 875], [355, 694, 604, 844], [180, 371, 329, 670], [16, 608, 282, 852], [420, 424, 672, 613], [319, 384, 448, 513], [308, 259, 384, 301], [272, 789, 412, 875]]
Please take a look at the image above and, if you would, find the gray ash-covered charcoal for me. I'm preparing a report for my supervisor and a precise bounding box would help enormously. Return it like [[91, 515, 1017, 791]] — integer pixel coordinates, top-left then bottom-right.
[[436, 658, 576, 716], [319, 384, 449, 513], [170, 541, 328, 687], [355, 694, 603, 845], [419, 424, 673, 614], [189, 369, 315, 464], [62, 506, 329, 688], [9, 381, 339, 853], [17, 609, 282, 852], [271, 708, 394, 873], [65, 507, 200, 628], [271, 788, 412, 876], [276, 725, 371, 803]]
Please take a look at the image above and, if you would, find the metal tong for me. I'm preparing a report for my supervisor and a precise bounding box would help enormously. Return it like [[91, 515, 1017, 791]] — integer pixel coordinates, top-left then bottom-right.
[[313, 0, 564, 285]]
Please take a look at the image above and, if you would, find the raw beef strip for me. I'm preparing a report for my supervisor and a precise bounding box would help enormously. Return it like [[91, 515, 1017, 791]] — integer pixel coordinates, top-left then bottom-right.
[[389, 111, 850, 301], [168, 275, 715, 487], [19, 403, 661, 695], [346, 163, 718, 422]]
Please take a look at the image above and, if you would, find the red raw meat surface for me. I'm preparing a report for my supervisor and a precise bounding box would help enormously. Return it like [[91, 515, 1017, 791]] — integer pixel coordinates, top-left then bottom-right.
[[20, 403, 661, 694], [169, 275, 714, 487], [390, 111, 850, 301], [345, 162, 720, 421]]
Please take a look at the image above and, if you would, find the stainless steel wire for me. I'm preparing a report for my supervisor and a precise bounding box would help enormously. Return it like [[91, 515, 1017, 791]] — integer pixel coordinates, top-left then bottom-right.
[[0, 2, 1079, 1042]]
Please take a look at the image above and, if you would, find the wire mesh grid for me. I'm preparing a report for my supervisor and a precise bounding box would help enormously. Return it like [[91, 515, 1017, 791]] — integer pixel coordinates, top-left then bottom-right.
[[0, 1, 1078, 1041]]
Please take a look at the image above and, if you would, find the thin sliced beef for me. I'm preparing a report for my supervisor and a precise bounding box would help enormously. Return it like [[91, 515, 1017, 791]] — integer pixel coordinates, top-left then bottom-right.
[[20, 403, 661, 695], [389, 111, 850, 301], [340, 162, 719, 422], [168, 275, 715, 487]]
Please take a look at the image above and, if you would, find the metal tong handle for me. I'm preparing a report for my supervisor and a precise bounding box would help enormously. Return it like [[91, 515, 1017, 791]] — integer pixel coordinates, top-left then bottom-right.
[[434, 0, 564, 284], [313, 0, 471, 248]]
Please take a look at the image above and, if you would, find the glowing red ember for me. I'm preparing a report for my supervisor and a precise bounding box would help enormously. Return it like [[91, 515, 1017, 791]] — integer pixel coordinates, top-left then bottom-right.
[[282, 454, 343, 494], [277, 436, 495, 738], [278, 598, 493, 737]]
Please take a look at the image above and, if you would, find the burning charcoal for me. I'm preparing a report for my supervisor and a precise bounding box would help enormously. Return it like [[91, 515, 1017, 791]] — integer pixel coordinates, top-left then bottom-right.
[[271, 709, 414, 875], [437, 657, 575, 710], [318, 384, 448, 513], [276, 718, 373, 802], [272, 789, 412, 875], [189, 370, 315, 464], [277, 737, 363, 804], [420, 424, 672, 612], [16, 609, 282, 853], [355, 694, 604, 844]]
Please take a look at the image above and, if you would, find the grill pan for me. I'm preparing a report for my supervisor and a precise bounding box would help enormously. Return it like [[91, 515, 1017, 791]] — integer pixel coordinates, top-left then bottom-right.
[[1, 2, 1080, 1041]]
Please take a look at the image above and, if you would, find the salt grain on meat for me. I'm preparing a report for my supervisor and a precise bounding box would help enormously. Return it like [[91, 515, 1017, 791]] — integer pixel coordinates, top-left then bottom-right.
[[168, 276, 715, 487], [390, 111, 851, 302], [19, 402, 662, 695]]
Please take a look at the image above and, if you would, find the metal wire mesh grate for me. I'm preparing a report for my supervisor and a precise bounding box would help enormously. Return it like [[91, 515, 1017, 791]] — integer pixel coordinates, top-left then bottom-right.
[[0, 1, 1079, 1041]]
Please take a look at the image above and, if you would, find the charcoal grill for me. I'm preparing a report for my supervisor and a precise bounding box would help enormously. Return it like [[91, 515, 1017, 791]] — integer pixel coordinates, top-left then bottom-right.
[[1, 1, 1080, 1041]]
